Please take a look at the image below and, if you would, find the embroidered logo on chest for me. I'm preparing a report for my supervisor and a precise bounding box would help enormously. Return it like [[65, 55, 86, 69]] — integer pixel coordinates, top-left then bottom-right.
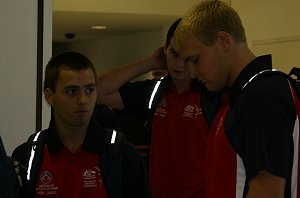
[[154, 99, 167, 117], [36, 170, 59, 196], [183, 104, 202, 118], [82, 167, 102, 188], [40, 170, 52, 184]]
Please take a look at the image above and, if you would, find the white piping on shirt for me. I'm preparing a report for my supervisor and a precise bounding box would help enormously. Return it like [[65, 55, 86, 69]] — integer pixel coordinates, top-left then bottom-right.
[[26, 131, 41, 180], [148, 77, 164, 109], [111, 130, 117, 144], [242, 69, 278, 90]]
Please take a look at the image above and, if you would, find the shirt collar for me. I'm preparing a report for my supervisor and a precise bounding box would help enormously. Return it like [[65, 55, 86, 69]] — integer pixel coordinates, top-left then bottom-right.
[[230, 54, 272, 104], [45, 117, 106, 155], [165, 75, 207, 92]]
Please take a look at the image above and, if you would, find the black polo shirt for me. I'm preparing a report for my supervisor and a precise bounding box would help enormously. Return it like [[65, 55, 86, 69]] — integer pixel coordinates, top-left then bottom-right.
[[226, 55, 296, 182]]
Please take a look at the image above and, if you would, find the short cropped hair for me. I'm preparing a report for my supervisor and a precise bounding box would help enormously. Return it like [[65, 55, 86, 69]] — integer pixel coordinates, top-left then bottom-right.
[[174, 0, 246, 48], [44, 51, 97, 93]]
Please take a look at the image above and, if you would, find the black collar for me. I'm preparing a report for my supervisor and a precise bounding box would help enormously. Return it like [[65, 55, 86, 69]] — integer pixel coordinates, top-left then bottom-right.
[[165, 75, 210, 93], [230, 54, 272, 105], [45, 117, 106, 155]]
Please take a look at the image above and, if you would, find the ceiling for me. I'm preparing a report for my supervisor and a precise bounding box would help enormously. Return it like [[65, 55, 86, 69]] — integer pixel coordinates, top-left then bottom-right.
[[53, 11, 179, 43], [52, 0, 215, 43]]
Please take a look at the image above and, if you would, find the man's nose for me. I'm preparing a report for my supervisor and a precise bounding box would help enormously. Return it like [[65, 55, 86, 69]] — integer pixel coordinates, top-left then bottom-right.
[[78, 91, 88, 104], [176, 58, 185, 67]]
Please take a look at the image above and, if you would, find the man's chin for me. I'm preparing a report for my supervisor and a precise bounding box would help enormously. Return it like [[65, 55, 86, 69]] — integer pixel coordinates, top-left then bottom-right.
[[205, 84, 221, 92], [73, 118, 90, 127]]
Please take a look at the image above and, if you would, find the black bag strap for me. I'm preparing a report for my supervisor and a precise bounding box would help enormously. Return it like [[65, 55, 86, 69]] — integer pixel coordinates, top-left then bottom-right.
[[289, 67, 300, 80]]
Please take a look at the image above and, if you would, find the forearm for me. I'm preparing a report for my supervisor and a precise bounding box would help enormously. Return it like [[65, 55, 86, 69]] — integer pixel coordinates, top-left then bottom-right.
[[96, 57, 160, 109], [246, 170, 285, 198], [99, 57, 155, 91]]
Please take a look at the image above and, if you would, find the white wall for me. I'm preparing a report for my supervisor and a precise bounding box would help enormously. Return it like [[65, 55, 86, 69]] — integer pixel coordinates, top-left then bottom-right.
[[232, 0, 300, 73], [0, 1, 52, 155], [53, 0, 201, 15], [42, 1, 53, 130], [62, 28, 166, 80]]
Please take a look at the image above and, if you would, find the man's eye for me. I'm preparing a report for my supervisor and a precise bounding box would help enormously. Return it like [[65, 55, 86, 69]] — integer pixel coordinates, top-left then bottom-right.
[[169, 48, 179, 57], [171, 51, 179, 57], [192, 58, 198, 64], [85, 87, 95, 94], [188, 57, 198, 64], [66, 89, 76, 95]]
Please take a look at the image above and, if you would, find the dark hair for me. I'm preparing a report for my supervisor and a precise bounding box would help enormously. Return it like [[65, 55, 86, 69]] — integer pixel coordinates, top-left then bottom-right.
[[44, 51, 97, 93], [165, 18, 182, 47]]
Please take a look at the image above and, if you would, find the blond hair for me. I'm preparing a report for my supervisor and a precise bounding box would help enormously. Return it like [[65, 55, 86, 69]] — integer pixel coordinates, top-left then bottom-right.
[[174, 0, 246, 48]]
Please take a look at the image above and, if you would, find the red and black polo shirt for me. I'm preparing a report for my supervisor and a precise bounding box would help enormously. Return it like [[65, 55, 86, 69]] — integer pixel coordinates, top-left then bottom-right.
[[35, 125, 108, 197]]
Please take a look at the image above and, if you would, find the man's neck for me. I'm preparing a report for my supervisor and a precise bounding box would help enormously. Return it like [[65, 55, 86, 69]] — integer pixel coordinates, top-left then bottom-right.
[[55, 124, 88, 153], [171, 79, 192, 94], [227, 44, 256, 87]]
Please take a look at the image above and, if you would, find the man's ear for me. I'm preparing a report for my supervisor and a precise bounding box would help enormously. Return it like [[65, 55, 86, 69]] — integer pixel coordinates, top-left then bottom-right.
[[216, 31, 231, 51], [44, 88, 54, 106]]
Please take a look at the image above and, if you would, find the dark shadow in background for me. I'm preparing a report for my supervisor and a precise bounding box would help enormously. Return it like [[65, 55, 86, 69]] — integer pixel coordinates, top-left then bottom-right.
[[36, 0, 44, 132]]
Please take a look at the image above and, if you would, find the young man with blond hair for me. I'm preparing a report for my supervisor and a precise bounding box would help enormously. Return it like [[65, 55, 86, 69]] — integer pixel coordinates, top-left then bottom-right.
[[174, 1, 299, 197]]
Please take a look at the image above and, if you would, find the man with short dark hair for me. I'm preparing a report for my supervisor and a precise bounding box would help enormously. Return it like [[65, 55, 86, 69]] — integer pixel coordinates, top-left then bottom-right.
[[13, 52, 150, 198]]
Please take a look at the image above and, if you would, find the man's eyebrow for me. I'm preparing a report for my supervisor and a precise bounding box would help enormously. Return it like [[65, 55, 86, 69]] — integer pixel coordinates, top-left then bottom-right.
[[184, 55, 196, 61], [85, 83, 96, 88], [169, 47, 175, 51], [64, 85, 79, 90], [63, 83, 96, 90]]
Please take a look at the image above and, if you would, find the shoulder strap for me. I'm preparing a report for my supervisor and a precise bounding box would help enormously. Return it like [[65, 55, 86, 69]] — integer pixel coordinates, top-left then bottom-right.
[[288, 67, 300, 100], [289, 67, 300, 80]]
